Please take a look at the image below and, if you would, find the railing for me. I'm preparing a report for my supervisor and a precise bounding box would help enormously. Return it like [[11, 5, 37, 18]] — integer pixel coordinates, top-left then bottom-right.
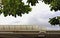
[[0, 25, 39, 31]]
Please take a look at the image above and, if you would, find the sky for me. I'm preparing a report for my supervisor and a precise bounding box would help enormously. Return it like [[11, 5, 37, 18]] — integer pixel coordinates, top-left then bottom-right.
[[0, 0, 60, 30]]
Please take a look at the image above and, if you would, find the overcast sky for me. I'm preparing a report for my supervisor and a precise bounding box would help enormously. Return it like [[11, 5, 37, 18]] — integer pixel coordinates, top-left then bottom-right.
[[0, 0, 60, 30]]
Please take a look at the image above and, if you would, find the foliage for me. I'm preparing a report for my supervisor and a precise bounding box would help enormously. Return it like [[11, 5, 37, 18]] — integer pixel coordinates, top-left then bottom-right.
[[49, 17, 59, 25], [0, 0, 60, 26], [0, 0, 60, 17], [43, 0, 60, 11], [27, 0, 39, 6], [0, 0, 32, 17], [0, 0, 39, 17], [43, 0, 60, 26]]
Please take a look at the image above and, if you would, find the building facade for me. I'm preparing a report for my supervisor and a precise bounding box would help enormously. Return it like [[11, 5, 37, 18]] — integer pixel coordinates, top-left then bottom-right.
[[0, 25, 59, 38]]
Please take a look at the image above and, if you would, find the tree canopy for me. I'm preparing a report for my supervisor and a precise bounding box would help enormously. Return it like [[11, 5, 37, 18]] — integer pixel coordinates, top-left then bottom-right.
[[49, 16, 60, 26], [43, 0, 60, 26], [49, 17, 59, 25], [0, 0, 60, 17], [43, 0, 60, 11], [0, 0, 39, 17], [0, 0, 60, 26]]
